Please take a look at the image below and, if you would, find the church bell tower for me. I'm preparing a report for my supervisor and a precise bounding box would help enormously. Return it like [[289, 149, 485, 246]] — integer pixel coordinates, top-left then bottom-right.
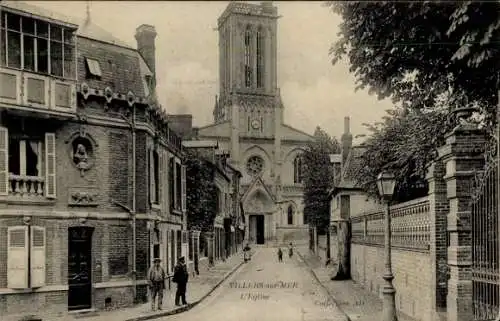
[[213, 1, 280, 123]]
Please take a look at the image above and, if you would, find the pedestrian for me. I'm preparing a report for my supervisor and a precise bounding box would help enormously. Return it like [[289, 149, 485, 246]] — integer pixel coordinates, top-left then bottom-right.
[[173, 256, 189, 306], [243, 243, 251, 263], [288, 242, 294, 258], [277, 247, 283, 262], [147, 258, 167, 311]]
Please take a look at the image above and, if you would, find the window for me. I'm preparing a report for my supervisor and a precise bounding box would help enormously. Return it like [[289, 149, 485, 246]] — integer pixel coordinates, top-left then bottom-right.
[[85, 58, 102, 78], [152, 228, 160, 260], [256, 27, 264, 88], [244, 26, 252, 88], [293, 155, 303, 184], [169, 157, 174, 209], [246, 155, 264, 176], [176, 230, 182, 261], [7, 225, 46, 289], [287, 205, 294, 225], [1, 11, 75, 78], [170, 230, 175, 272], [175, 162, 182, 210], [2, 127, 56, 198], [149, 149, 160, 205]]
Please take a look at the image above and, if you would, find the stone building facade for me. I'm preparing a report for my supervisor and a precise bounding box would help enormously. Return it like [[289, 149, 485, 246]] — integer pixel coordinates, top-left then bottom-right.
[[0, 2, 187, 319], [196, 2, 313, 245]]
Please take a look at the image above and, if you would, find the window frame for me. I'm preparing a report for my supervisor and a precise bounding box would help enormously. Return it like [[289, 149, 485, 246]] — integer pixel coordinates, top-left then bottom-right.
[[1, 10, 76, 79]]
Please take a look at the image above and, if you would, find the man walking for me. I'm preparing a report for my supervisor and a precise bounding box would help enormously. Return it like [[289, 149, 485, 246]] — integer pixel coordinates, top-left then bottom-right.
[[147, 258, 167, 311], [173, 256, 189, 306], [277, 247, 283, 262]]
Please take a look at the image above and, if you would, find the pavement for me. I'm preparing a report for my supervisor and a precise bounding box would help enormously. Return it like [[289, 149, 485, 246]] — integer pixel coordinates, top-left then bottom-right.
[[162, 246, 349, 321], [295, 246, 416, 321], [34, 252, 245, 321]]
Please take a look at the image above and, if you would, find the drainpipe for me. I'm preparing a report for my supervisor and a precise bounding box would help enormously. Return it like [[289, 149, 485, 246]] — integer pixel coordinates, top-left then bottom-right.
[[116, 105, 137, 302], [131, 104, 137, 302]]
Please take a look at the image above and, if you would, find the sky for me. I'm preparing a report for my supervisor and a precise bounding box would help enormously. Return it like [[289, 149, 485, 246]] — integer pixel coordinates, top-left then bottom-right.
[[29, 1, 394, 142]]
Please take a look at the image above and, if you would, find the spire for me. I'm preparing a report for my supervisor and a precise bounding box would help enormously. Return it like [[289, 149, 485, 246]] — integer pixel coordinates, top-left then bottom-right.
[[85, 1, 91, 25]]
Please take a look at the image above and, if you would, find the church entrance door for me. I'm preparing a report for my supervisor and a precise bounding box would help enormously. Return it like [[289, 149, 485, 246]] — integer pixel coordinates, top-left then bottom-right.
[[255, 215, 265, 244]]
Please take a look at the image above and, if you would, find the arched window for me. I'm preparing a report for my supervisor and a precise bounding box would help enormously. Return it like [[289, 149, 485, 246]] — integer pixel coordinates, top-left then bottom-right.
[[244, 26, 252, 88], [287, 205, 294, 225], [293, 155, 303, 184], [256, 27, 264, 88]]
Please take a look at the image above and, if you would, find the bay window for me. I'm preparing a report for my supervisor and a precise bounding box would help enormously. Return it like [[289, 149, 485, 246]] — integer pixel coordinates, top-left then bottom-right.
[[0, 10, 76, 79]]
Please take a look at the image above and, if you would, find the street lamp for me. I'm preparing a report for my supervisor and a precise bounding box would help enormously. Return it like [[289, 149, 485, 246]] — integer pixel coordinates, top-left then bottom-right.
[[376, 171, 398, 321]]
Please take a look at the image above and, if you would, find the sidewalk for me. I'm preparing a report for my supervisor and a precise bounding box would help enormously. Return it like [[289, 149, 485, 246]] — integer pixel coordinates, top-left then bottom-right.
[[40, 252, 244, 321], [296, 246, 413, 321]]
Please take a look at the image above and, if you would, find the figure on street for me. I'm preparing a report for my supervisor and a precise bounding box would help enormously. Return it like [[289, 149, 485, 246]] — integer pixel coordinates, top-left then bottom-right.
[[173, 256, 189, 306], [288, 242, 294, 258], [147, 258, 167, 311], [277, 247, 283, 262], [243, 243, 251, 263]]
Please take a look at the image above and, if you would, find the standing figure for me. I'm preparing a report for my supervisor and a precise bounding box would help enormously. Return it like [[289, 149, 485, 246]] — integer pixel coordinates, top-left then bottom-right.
[[288, 242, 294, 258], [243, 243, 251, 263], [147, 258, 167, 311], [173, 256, 189, 306], [277, 247, 283, 262]]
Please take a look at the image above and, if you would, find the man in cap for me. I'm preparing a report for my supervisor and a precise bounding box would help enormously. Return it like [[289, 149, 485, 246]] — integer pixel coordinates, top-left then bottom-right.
[[172, 256, 189, 306], [147, 258, 167, 311]]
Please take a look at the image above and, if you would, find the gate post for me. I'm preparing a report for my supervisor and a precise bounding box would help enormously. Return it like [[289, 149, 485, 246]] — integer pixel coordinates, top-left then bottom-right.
[[426, 160, 449, 320], [438, 110, 488, 321]]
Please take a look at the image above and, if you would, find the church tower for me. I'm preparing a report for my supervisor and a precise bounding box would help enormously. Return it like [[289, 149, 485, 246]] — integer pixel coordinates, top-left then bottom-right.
[[214, 2, 282, 168]]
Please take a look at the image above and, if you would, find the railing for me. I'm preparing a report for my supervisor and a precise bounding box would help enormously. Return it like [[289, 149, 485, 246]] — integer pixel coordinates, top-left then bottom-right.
[[351, 197, 431, 252], [471, 152, 498, 321], [9, 174, 45, 196]]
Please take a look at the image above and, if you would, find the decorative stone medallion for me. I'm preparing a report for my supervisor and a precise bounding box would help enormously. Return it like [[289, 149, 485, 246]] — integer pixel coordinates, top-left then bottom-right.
[[68, 187, 99, 207], [68, 134, 96, 177]]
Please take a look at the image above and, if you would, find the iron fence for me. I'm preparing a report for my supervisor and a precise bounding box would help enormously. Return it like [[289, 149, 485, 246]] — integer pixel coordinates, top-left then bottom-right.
[[471, 144, 499, 320]]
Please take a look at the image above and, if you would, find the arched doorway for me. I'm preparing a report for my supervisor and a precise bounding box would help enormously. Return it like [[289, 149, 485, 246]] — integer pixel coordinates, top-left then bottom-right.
[[287, 205, 294, 225]]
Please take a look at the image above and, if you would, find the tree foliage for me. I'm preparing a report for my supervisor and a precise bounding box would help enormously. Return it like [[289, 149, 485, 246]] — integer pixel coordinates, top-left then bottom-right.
[[355, 107, 452, 202], [185, 150, 217, 232], [327, 1, 499, 122], [326, 2, 499, 200], [303, 127, 341, 232]]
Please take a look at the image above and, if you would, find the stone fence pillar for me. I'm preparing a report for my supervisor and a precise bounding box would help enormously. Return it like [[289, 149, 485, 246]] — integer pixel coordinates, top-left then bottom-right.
[[437, 114, 489, 321], [206, 232, 215, 266]]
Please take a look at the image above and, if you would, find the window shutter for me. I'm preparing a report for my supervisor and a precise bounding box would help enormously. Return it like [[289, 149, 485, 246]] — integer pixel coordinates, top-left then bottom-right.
[[0, 127, 8, 195], [169, 157, 174, 210], [30, 226, 46, 288], [7, 226, 29, 289], [181, 164, 186, 212], [149, 149, 154, 204], [45, 133, 56, 198], [181, 231, 188, 260], [158, 151, 163, 209], [163, 151, 169, 212]]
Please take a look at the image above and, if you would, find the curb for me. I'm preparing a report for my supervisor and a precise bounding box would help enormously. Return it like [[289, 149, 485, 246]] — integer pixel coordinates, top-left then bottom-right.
[[296, 249, 352, 321], [124, 258, 245, 321]]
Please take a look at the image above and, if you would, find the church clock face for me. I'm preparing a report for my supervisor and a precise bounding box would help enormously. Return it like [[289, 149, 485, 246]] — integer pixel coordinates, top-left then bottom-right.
[[251, 119, 260, 130]]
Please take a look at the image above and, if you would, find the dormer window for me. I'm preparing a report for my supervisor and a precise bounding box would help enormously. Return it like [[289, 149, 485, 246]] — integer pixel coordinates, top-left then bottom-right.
[[85, 58, 102, 79], [0, 11, 76, 79]]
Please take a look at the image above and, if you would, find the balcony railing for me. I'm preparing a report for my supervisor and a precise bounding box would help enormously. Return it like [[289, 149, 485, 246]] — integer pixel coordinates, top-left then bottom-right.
[[9, 174, 45, 197], [0, 67, 77, 113]]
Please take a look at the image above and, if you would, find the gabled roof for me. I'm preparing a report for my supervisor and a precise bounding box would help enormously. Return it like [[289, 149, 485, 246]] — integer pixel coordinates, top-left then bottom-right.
[[78, 18, 134, 49], [330, 145, 367, 197], [197, 121, 231, 139], [241, 175, 276, 205], [281, 124, 314, 142]]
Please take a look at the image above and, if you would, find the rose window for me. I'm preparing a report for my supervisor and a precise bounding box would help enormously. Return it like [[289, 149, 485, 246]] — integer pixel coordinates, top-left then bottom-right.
[[246, 155, 264, 176]]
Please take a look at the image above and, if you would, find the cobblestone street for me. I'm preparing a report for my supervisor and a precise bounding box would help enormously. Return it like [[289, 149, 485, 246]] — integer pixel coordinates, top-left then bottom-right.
[[164, 247, 348, 321]]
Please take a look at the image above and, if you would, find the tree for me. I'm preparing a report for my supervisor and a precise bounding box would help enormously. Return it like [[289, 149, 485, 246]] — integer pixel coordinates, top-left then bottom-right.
[[303, 127, 340, 233], [185, 150, 217, 232], [327, 1, 499, 124], [326, 1, 499, 200]]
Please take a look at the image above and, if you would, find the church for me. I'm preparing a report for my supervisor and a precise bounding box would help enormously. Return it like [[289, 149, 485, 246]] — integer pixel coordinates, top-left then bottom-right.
[[196, 2, 314, 245]]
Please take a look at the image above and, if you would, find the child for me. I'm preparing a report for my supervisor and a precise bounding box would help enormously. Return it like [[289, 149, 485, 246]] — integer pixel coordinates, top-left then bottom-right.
[[277, 248, 283, 262]]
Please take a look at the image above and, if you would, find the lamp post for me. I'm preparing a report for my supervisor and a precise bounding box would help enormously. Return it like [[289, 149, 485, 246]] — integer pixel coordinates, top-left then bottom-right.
[[376, 171, 397, 321]]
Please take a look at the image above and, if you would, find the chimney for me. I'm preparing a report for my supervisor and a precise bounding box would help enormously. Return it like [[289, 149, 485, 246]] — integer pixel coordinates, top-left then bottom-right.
[[135, 24, 157, 88], [341, 116, 353, 165], [167, 114, 193, 139]]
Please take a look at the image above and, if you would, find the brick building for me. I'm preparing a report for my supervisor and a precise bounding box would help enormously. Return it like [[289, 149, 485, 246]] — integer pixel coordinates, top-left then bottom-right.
[[0, 2, 187, 319]]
